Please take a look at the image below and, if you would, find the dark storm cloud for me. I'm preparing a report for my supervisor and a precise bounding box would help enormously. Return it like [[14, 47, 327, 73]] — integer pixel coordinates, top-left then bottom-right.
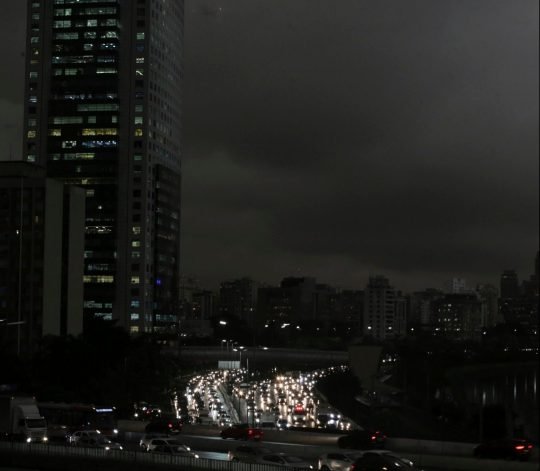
[[0, 1, 537, 291], [182, 0, 538, 290]]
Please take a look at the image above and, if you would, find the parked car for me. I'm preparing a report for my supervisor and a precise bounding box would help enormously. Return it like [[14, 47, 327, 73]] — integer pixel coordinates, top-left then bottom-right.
[[143, 437, 192, 453], [337, 429, 386, 449], [139, 433, 170, 450], [256, 453, 314, 469], [228, 445, 275, 462], [473, 438, 534, 461], [349, 452, 418, 471], [150, 444, 199, 458], [144, 416, 182, 434], [220, 423, 263, 441], [318, 452, 363, 471]]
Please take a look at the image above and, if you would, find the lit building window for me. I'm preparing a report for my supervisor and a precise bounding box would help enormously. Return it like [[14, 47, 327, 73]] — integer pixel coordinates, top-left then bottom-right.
[[83, 275, 114, 283], [131, 276, 140, 284], [134, 129, 143, 137], [130, 313, 140, 321], [27, 130, 37, 139], [48, 128, 62, 136], [132, 226, 141, 235], [134, 117, 143, 125], [136, 57, 144, 64], [27, 155, 36, 162], [130, 326, 139, 333]]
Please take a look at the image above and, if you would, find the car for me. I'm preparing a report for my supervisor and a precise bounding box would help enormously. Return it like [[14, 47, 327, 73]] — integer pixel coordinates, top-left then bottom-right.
[[318, 452, 363, 471], [144, 416, 182, 434], [349, 452, 419, 471], [68, 430, 101, 445], [150, 444, 199, 458], [337, 429, 386, 449], [228, 445, 275, 462], [220, 423, 263, 441], [139, 433, 170, 450], [256, 453, 314, 469], [143, 438, 192, 453], [473, 438, 534, 461], [69, 430, 123, 451], [319, 451, 414, 471], [276, 418, 289, 430]]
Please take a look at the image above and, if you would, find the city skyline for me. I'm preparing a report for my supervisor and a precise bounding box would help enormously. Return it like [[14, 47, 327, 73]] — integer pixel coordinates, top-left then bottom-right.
[[0, 0, 538, 293]]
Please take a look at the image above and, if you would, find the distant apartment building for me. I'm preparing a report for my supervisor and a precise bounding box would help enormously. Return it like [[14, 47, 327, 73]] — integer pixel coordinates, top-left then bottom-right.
[[499, 256, 539, 331], [409, 289, 444, 329], [363, 276, 405, 340], [23, 0, 184, 333], [0, 161, 84, 356], [218, 277, 258, 325], [476, 284, 500, 327], [433, 293, 483, 340]]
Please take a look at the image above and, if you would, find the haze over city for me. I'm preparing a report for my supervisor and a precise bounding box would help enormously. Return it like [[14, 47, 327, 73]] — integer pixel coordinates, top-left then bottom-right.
[[0, 0, 538, 292]]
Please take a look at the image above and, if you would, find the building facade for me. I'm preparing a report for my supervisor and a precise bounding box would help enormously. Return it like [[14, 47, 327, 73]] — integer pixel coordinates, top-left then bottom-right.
[[23, 0, 183, 333], [0, 161, 84, 356]]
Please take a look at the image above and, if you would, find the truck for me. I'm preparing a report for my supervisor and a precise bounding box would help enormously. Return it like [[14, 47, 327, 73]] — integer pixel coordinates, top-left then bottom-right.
[[0, 395, 48, 443]]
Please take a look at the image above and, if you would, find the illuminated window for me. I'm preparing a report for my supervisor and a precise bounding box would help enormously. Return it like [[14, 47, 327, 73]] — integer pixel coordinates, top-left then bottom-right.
[[29, 96, 37, 103], [136, 32, 145, 40], [27, 155, 36, 162], [83, 275, 114, 283], [134, 117, 143, 125], [31, 36, 39, 44], [132, 241, 140, 247], [130, 326, 140, 333], [132, 226, 141, 235], [87, 19, 98, 27], [53, 116, 83, 124], [135, 104, 143, 112], [62, 140, 77, 148], [132, 251, 141, 258], [27, 130, 37, 138], [130, 313, 140, 321], [48, 129, 62, 136], [136, 57, 144, 64], [134, 154, 142, 161], [53, 20, 71, 28], [82, 128, 118, 136], [134, 129, 143, 137], [84, 31, 96, 39], [96, 68, 117, 74], [136, 69, 144, 76], [131, 276, 140, 284], [29, 71, 38, 79]]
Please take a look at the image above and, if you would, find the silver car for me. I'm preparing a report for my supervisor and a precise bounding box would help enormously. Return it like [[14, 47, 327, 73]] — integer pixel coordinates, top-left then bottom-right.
[[257, 453, 314, 470], [318, 452, 363, 471]]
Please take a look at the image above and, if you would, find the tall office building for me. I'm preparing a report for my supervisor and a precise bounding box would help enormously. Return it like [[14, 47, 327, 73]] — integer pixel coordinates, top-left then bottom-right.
[[23, 0, 183, 333]]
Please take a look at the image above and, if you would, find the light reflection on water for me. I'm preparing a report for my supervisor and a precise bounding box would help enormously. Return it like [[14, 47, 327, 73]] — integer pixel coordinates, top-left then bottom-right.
[[462, 366, 538, 440]]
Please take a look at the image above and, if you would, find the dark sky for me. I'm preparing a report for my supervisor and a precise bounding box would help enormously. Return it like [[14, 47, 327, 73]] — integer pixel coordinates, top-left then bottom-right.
[[1, 1, 538, 292]]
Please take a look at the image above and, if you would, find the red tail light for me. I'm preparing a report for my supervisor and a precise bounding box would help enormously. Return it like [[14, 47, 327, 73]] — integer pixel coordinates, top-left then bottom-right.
[[168, 423, 173, 429], [528, 445, 533, 449], [515, 445, 525, 450], [371, 435, 376, 441]]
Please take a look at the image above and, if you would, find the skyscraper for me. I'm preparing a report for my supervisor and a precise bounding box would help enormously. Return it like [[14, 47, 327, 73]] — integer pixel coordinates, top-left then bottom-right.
[[23, 0, 183, 333]]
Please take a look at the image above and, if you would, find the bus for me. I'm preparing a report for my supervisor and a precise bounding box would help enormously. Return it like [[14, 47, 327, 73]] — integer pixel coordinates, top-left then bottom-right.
[[37, 402, 118, 441]]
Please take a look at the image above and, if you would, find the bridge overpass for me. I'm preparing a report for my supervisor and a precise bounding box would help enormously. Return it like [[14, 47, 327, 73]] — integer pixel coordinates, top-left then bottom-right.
[[175, 346, 349, 369]]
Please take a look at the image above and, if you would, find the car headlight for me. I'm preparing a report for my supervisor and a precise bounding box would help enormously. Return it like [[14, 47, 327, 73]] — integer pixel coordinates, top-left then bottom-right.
[[43, 437, 48, 442], [113, 429, 119, 434], [105, 447, 110, 451], [26, 438, 32, 443], [119, 446, 123, 450]]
